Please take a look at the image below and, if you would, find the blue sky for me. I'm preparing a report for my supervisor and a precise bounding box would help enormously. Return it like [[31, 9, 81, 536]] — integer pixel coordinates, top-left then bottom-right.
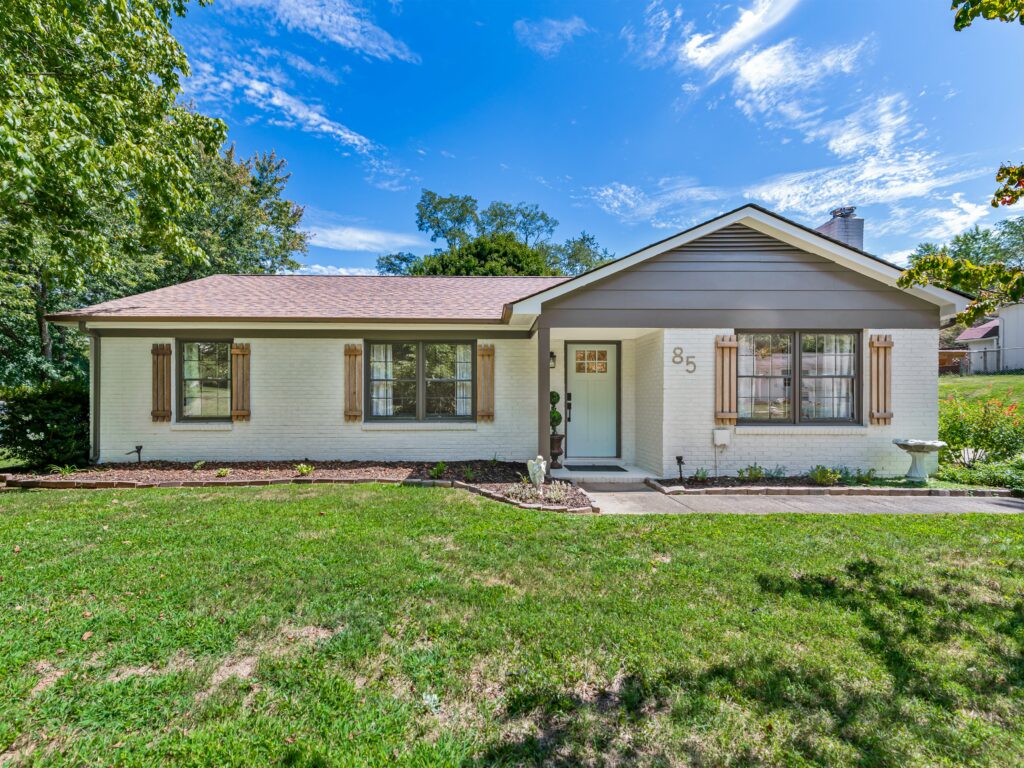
[[177, 0, 1024, 274]]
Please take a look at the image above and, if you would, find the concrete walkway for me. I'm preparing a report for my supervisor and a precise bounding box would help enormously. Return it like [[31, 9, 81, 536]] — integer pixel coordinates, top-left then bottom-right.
[[582, 483, 1024, 515]]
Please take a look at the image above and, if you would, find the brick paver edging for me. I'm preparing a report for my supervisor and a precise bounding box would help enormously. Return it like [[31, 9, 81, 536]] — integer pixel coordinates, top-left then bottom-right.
[[645, 478, 1013, 498], [0, 473, 599, 514]]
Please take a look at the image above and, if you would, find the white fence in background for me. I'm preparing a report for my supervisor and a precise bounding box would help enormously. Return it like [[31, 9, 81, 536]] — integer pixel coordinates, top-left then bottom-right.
[[948, 347, 1024, 375]]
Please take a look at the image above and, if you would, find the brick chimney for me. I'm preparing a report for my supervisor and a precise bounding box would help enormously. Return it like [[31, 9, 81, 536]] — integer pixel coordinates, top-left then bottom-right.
[[815, 206, 864, 251]]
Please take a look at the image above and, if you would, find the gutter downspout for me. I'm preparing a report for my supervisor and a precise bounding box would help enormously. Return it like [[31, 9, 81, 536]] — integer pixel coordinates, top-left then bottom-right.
[[89, 330, 101, 464]]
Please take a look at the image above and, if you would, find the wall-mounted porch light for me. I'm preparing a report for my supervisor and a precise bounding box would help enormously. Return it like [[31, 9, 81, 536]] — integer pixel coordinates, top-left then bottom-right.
[[549, 351, 557, 369]]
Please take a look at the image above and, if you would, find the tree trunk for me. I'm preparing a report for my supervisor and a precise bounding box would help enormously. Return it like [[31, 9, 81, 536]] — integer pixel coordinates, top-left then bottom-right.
[[36, 279, 52, 364]]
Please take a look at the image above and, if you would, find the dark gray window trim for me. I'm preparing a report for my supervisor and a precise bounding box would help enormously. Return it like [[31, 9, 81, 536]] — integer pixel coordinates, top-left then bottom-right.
[[735, 330, 863, 426], [562, 340, 622, 459], [363, 340, 477, 423], [176, 338, 234, 423]]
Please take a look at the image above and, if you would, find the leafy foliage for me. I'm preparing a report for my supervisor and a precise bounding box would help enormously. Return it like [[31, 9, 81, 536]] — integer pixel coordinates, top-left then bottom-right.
[[0, 379, 89, 467], [429, 461, 447, 480], [952, 0, 1024, 30], [938, 395, 1024, 465], [949, 1, 1024, 205], [294, 463, 314, 476], [378, 189, 612, 277], [549, 391, 562, 434], [808, 465, 843, 486], [0, 0, 226, 277], [934, 456, 1024, 489], [736, 463, 766, 481]]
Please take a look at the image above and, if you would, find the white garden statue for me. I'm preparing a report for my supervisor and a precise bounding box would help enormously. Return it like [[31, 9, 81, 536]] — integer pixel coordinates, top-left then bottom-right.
[[527, 455, 547, 494]]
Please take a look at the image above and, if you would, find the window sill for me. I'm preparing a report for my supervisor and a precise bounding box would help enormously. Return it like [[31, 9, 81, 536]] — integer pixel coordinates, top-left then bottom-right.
[[170, 422, 234, 432], [361, 422, 478, 432], [735, 425, 868, 436]]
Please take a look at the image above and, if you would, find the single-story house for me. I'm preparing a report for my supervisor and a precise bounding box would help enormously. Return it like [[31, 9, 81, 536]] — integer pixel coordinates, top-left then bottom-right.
[[49, 204, 967, 479], [956, 319, 1001, 373]]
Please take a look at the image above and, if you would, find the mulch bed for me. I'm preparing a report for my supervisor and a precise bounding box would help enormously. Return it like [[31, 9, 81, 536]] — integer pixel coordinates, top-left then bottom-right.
[[10, 459, 526, 484], [5, 460, 595, 511], [658, 475, 832, 488]]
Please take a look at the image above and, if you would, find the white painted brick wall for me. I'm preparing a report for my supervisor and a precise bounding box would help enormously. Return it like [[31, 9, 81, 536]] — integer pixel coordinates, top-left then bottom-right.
[[634, 331, 664, 474], [97, 336, 538, 463], [660, 328, 939, 478]]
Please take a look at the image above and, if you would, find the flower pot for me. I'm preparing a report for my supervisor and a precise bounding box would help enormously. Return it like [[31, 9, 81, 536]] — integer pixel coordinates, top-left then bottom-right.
[[550, 433, 565, 469]]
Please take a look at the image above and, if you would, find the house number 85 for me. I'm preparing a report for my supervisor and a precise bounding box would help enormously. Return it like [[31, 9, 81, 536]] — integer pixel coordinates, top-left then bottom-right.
[[672, 347, 696, 372]]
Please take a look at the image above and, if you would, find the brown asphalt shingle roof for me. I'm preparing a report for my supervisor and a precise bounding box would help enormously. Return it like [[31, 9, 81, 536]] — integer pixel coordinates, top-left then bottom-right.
[[48, 274, 570, 323]]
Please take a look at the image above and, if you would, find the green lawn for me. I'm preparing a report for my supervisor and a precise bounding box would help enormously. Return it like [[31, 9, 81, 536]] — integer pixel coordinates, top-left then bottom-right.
[[3, 485, 1024, 766], [939, 373, 1024, 403]]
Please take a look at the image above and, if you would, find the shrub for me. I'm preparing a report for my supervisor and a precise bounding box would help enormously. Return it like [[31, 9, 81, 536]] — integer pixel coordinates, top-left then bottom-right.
[[462, 467, 476, 482], [766, 465, 787, 479], [934, 457, 1024, 489], [429, 461, 447, 480], [691, 468, 710, 482], [47, 464, 78, 476], [504, 480, 572, 504], [808, 465, 843, 486], [294, 463, 314, 476], [939, 395, 1024, 466], [0, 380, 89, 468], [215, 467, 231, 478], [192, 460, 206, 471], [737, 463, 766, 481], [550, 391, 562, 434]]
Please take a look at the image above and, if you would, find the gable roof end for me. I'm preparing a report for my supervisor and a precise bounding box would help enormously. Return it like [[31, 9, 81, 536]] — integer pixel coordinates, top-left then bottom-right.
[[507, 204, 969, 321]]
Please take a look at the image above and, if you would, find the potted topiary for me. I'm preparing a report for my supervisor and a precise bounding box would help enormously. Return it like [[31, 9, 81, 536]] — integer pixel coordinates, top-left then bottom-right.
[[550, 390, 565, 469]]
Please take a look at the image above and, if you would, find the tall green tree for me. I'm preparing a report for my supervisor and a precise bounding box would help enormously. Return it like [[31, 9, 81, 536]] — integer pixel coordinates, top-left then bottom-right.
[[950, 1, 1024, 206], [900, 216, 1024, 322], [1, 0, 226, 277], [378, 189, 612, 276], [0, 143, 308, 387]]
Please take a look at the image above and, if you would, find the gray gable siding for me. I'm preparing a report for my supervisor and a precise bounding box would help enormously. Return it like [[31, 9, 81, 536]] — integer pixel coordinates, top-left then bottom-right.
[[538, 223, 938, 329]]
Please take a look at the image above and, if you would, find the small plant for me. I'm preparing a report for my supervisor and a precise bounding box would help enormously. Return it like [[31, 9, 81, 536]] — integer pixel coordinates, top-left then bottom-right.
[[505, 480, 572, 504], [839, 466, 876, 485], [462, 467, 476, 483], [766, 465, 787, 479], [550, 390, 563, 434], [47, 464, 78, 476], [429, 461, 447, 480], [737, 463, 766, 481], [808, 465, 843, 486], [490, 454, 499, 467], [691, 468, 710, 482], [294, 463, 314, 476], [192, 460, 206, 471], [215, 467, 231, 478]]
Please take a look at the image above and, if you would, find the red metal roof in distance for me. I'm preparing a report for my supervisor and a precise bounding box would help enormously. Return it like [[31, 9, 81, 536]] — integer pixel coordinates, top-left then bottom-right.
[[955, 319, 999, 342], [49, 274, 570, 323]]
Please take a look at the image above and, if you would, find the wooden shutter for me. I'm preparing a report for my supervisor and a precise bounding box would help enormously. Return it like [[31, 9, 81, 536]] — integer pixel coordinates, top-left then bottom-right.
[[231, 343, 251, 421], [477, 344, 495, 422], [869, 334, 893, 425], [344, 344, 362, 422], [715, 335, 738, 426], [151, 343, 172, 422]]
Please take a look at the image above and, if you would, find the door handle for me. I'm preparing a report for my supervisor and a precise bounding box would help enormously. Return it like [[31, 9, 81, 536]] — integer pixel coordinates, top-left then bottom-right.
[[566, 393, 572, 423]]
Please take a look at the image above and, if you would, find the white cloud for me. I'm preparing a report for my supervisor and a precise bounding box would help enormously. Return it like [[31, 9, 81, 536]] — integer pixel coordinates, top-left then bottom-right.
[[288, 264, 378, 275], [681, 0, 802, 70], [732, 38, 865, 122], [882, 249, 914, 266], [513, 16, 591, 58], [307, 225, 423, 253], [621, 2, 688, 67], [587, 178, 724, 228], [920, 194, 992, 240], [186, 50, 412, 191], [744, 96, 983, 216], [222, 0, 419, 63]]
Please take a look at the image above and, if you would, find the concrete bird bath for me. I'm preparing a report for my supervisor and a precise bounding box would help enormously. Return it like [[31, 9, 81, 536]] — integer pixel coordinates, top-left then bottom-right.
[[893, 439, 946, 481]]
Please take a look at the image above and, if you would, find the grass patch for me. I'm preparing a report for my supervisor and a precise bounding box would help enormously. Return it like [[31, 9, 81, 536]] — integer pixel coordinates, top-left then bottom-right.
[[3, 485, 1024, 765], [939, 373, 1024, 403], [0, 451, 25, 472]]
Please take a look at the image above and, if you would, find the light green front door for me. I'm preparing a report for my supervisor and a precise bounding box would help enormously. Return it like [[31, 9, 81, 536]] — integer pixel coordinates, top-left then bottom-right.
[[565, 343, 617, 458]]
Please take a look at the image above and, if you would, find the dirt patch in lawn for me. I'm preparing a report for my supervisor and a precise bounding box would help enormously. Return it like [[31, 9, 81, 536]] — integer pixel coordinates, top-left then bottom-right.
[[30, 661, 65, 696]]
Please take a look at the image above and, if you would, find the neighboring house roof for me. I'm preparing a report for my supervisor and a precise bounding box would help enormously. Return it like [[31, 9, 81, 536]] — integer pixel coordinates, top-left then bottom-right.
[[956, 319, 1000, 342], [48, 274, 569, 323]]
